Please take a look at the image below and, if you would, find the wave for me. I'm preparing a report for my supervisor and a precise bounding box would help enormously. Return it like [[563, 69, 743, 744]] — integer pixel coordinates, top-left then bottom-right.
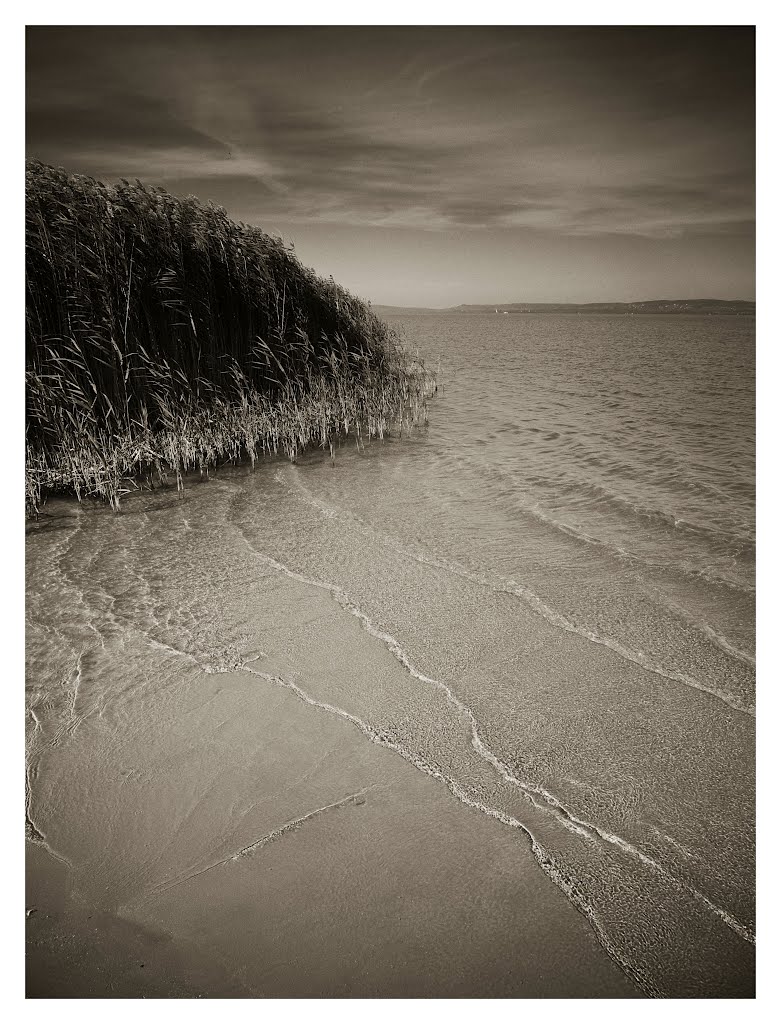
[[552, 473, 754, 543], [228, 518, 755, 956], [653, 595, 755, 668], [239, 662, 661, 998], [276, 469, 755, 714], [28, 489, 754, 996], [440, 452, 755, 591]]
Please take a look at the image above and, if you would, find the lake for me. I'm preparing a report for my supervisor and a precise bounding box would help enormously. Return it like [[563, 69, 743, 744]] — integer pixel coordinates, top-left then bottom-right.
[[25, 313, 755, 997]]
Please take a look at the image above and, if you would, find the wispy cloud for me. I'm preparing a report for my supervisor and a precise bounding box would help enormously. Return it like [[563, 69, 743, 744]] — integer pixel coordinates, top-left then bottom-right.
[[25, 25, 754, 299], [413, 39, 524, 94]]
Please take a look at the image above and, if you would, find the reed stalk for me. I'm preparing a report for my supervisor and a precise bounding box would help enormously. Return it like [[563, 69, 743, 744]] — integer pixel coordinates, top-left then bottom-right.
[[26, 161, 435, 517]]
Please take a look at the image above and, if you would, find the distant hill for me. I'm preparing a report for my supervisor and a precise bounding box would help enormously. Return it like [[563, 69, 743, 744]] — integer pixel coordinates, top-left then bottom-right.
[[374, 299, 755, 317]]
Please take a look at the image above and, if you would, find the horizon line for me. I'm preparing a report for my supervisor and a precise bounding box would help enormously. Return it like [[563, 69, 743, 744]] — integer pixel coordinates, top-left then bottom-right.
[[371, 297, 757, 309]]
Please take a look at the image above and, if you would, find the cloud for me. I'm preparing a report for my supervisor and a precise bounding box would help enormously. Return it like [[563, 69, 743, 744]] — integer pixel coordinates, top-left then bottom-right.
[[26, 27, 755, 241], [413, 39, 524, 94]]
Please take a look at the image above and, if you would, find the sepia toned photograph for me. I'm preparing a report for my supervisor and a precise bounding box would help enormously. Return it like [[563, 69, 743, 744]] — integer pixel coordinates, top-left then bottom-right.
[[24, 17, 756, 1001]]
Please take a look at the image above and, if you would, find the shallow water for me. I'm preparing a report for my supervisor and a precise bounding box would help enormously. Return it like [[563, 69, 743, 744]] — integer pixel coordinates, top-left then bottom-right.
[[26, 313, 754, 997]]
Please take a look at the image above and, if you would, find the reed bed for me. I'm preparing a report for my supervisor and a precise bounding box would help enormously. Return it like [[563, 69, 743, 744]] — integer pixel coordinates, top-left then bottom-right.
[[26, 161, 434, 517]]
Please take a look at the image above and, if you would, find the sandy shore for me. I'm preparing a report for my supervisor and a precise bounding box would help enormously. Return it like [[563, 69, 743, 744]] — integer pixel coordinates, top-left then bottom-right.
[[26, 571, 637, 998]]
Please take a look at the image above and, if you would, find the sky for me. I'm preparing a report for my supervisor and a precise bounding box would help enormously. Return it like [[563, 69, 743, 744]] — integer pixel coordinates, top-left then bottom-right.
[[26, 26, 755, 307]]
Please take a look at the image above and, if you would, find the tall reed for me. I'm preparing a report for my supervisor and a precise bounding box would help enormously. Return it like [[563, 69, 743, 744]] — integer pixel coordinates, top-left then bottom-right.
[[26, 161, 434, 516]]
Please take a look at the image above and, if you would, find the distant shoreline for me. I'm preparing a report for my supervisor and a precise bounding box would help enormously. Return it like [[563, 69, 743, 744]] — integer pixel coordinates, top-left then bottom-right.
[[374, 299, 755, 317]]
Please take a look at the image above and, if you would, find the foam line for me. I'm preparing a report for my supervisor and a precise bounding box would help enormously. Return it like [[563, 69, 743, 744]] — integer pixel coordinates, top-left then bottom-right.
[[142, 787, 371, 903], [280, 469, 754, 715], [234, 530, 755, 947], [241, 664, 659, 998], [25, 767, 72, 869], [230, 789, 370, 860]]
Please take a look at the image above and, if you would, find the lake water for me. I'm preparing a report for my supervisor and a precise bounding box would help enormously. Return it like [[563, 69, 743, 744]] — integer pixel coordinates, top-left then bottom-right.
[[26, 313, 755, 997]]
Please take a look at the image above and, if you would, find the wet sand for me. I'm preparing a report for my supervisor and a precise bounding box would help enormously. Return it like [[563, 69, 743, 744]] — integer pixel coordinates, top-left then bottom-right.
[[26, 580, 637, 998]]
